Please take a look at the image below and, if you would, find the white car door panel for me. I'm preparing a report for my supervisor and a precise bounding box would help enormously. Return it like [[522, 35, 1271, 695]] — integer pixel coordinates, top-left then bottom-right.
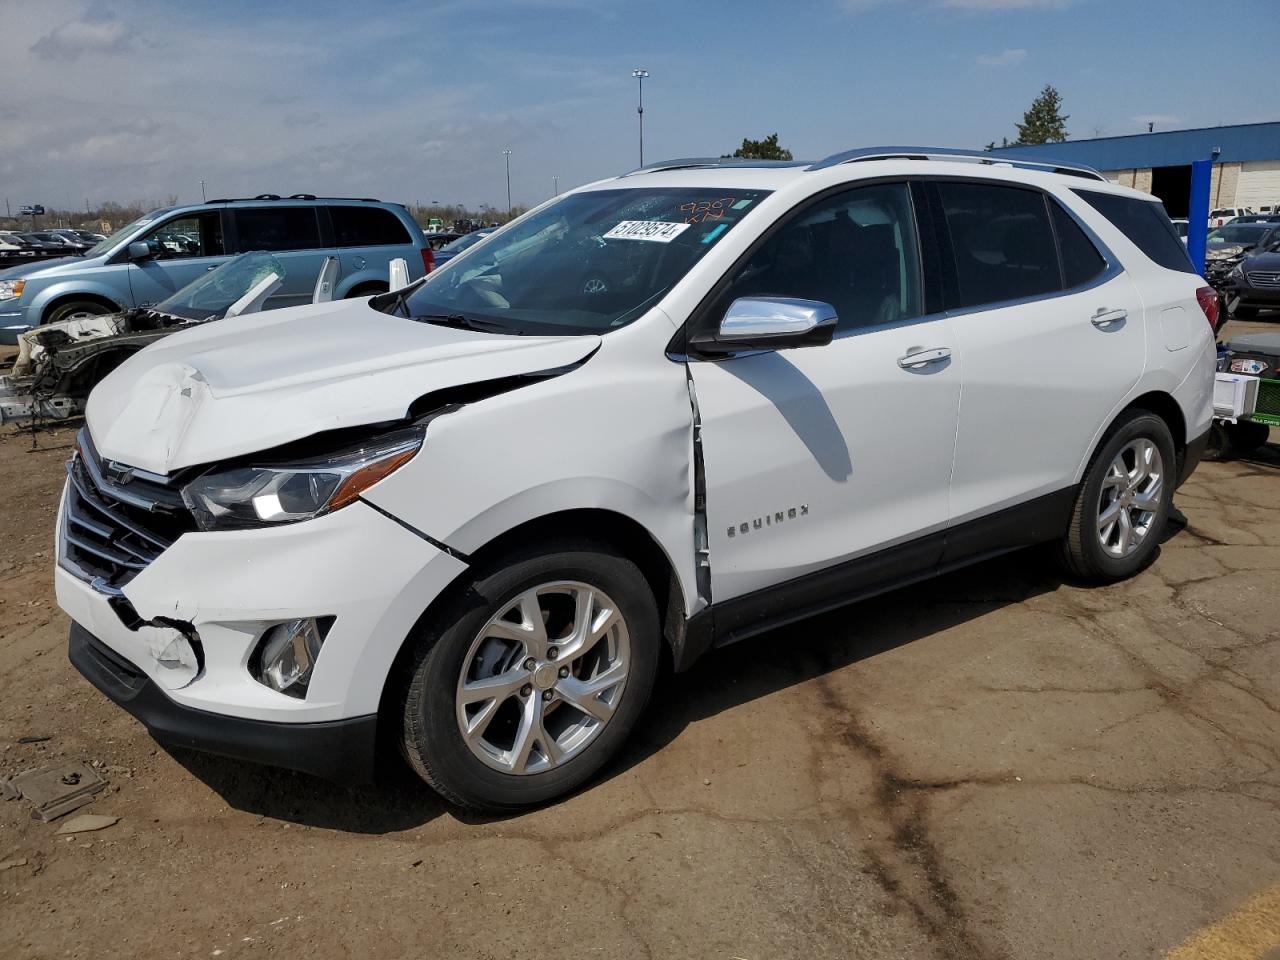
[[691, 319, 960, 602]]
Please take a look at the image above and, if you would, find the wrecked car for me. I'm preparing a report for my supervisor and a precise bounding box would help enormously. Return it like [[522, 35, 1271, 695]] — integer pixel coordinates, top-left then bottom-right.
[[57, 149, 1214, 812], [0, 252, 303, 425]]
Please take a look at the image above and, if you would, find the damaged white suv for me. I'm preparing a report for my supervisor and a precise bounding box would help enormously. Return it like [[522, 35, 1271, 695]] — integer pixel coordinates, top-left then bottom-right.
[[57, 148, 1216, 811]]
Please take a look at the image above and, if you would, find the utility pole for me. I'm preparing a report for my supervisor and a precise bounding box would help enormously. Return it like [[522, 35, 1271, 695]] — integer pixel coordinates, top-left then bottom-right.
[[200, 179, 207, 202], [632, 69, 649, 167], [553, 176, 559, 197], [502, 149, 512, 219]]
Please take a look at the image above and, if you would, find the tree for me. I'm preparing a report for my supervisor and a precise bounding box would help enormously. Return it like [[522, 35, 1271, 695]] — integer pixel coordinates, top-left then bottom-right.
[[726, 133, 793, 161], [1014, 84, 1069, 145]]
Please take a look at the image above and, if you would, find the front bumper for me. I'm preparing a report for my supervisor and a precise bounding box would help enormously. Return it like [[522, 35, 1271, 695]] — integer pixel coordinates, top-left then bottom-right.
[[57, 484, 469, 727], [69, 622, 379, 782], [1227, 282, 1280, 308], [0, 306, 30, 345]]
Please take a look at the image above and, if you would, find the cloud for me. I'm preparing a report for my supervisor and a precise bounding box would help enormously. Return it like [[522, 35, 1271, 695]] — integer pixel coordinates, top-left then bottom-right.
[[31, 9, 133, 60], [976, 47, 1029, 66]]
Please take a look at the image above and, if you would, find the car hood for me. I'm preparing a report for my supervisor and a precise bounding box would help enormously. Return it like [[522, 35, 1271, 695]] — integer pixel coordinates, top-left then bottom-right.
[[0, 254, 96, 278], [1242, 250, 1280, 270], [86, 298, 600, 475]]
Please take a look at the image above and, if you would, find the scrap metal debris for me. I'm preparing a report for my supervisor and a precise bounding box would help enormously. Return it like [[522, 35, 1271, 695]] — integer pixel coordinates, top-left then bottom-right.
[[17, 735, 52, 744], [56, 814, 119, 835], [7, 760, 107, 821]]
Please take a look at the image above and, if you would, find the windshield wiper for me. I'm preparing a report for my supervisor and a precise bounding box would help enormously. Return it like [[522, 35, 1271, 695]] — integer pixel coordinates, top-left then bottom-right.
[[414, 313, 508, 333]]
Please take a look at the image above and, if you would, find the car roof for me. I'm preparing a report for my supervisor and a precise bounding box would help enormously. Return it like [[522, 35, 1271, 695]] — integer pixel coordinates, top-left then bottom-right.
[[571, 146, 1175, 202]]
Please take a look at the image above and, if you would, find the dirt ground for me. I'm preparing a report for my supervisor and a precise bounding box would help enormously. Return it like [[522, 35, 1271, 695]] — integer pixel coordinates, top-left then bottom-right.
[[1, 324, 1279, 960]]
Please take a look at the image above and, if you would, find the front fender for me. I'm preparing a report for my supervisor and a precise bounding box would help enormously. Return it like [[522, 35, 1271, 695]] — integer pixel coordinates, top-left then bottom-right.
[[27, 276, 127, 322]]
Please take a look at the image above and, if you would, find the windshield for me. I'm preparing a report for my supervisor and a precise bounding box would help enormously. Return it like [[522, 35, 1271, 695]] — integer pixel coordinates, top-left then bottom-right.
[[153, 251, 285, 322], [441, 230, 492, 254], [395, 187, 771, 335], [1209, 225, 1269, 245], [83, 211, 164, 258]]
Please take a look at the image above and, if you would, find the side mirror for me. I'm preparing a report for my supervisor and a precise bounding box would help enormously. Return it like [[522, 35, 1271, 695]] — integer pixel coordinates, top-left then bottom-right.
[[690, 297, 838, 355], [127, 241, 153, 261]]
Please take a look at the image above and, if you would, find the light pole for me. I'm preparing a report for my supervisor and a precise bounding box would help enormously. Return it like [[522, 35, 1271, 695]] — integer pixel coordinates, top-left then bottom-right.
[[502, 149, 512, 219], [632, 69, 649, 167], [553, 176, 559, 197], [199, 179, 206, 202]]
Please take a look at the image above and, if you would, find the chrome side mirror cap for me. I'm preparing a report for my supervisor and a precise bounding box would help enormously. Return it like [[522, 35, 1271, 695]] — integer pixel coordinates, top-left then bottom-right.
[[690, 297, 838, 355]]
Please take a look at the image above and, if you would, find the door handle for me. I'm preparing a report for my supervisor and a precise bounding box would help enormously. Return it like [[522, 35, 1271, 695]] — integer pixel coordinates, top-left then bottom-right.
[[897, 347, 951, 369], [1091, 307, 1127, 327]]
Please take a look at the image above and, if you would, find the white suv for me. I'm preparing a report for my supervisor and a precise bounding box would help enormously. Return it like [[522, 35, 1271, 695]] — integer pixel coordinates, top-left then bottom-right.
[[56, 148, 1216, 811]]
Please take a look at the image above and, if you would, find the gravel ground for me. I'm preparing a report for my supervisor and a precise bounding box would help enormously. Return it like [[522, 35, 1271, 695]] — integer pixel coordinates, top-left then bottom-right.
[[1, 322, 1278, 959]]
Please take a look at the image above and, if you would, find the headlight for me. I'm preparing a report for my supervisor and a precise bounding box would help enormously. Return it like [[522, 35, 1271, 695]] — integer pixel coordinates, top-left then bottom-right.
[[0, 279, 25, 301], [181, 426, 423, 531]]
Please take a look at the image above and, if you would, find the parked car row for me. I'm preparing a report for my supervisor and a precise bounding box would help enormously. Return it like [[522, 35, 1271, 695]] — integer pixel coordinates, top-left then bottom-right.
[[0, 195, 433, 344], [1202, 217, 1280, 318], [0, 228, 105, 267]]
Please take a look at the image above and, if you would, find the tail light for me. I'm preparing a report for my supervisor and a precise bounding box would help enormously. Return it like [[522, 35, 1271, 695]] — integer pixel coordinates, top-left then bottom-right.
[[420, 247, 435, 274], [1195, 286, 1221, 332]]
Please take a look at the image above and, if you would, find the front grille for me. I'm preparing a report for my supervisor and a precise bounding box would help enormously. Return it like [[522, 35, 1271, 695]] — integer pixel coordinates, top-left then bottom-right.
[[1246, 271, 1280, 288], [61, 430, 196, 594]]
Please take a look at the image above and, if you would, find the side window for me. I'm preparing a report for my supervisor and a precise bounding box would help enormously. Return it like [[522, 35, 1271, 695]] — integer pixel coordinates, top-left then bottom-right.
[[330, 206, 412, 247], [1050, 200, 1107, 288], [938, 182, 1060, 307], [143, 212, 225, 259], [1072, 189, 1197, 274], [715, 181, 923, 333], [233, 207, 322, 252]]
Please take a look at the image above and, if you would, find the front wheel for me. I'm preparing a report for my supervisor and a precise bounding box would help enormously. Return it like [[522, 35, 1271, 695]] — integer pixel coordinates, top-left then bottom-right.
[[400, 542, 660, 811], [44, 299, 113, 325], [1058, 410, 1176, 583]]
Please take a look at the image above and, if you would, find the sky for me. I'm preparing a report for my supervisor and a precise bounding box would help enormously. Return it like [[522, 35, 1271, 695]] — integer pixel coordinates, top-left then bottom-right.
[[2, 0, 1276, 213]]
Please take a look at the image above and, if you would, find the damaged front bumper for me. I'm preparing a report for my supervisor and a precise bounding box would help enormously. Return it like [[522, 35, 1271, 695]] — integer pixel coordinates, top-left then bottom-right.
[[55, 466, 469, 780], [68, 622, 381, 783]]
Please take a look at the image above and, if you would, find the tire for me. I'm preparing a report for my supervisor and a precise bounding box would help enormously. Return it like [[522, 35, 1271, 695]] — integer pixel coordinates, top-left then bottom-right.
[[1203, 421, 1233, 462], [44, 299, 113, 325], [1226, 420, 1271, 458], [1058, 409, 1177, 583], [400, 541, 660, 811], [345, 282, 388, 299], [1230, 304, 1259, 320]]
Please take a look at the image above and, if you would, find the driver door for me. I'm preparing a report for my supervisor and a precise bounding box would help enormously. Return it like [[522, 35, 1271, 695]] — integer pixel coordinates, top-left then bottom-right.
[[687, 181, 961, 603], [127, 211, 230, 307]]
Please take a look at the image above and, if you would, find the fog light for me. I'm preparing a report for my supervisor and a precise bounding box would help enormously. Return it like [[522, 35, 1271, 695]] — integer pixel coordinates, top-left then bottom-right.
[[253, 617, 333, 697]]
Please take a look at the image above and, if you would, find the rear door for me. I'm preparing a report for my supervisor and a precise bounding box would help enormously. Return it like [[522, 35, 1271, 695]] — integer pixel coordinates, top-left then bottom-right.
[[127, 211, 230, 307], [932, 179, 1145, 543], [228, 205, 333, 309], [326, 205, 422, 291]]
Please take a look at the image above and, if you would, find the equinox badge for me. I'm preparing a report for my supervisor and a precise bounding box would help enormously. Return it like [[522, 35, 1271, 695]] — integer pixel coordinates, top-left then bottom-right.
[[727, 504, 809, 538]]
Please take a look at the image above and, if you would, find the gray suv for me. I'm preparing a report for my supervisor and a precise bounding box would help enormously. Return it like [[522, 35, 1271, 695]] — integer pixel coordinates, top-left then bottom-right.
[[0, 195, 432, 344]]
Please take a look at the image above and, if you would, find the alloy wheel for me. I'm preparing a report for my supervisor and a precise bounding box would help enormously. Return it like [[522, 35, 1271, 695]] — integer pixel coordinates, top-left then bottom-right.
[[1097, 438, 1163, 558], [455, 581, 630, 775]]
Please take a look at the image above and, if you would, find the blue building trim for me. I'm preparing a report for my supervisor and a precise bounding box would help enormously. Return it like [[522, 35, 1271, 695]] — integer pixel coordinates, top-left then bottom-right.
[[989, 122, 1280, 171]]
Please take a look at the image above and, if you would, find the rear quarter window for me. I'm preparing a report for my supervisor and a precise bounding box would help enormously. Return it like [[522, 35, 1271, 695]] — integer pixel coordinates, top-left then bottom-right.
[[330, 206, 413, 247], [1072, 190, 1197, 274]]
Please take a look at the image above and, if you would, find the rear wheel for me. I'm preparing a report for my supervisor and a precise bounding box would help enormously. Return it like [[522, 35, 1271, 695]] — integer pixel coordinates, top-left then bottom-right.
[[400, 542, 660, 811], [44, 299, 113, 325], [1058, 410, 1176, 583]]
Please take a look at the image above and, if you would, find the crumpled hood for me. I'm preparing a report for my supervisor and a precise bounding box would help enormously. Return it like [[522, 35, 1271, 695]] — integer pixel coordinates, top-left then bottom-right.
[[86, 298, 599, 474]]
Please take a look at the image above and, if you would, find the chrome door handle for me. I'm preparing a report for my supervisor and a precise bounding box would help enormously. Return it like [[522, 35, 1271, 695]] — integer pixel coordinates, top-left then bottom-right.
[[1091, 308, 1127, 327], [897, 347, 951, 369]]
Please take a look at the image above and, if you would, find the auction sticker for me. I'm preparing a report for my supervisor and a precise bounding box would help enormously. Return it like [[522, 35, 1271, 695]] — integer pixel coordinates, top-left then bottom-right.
[[604, 220, 690, 242]]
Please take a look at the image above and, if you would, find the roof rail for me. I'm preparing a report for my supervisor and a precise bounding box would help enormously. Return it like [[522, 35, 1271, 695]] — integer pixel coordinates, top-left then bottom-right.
[[806, 146, 1107, 181], [205, 195, 382, 203], [623, 156, 811, 176]]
